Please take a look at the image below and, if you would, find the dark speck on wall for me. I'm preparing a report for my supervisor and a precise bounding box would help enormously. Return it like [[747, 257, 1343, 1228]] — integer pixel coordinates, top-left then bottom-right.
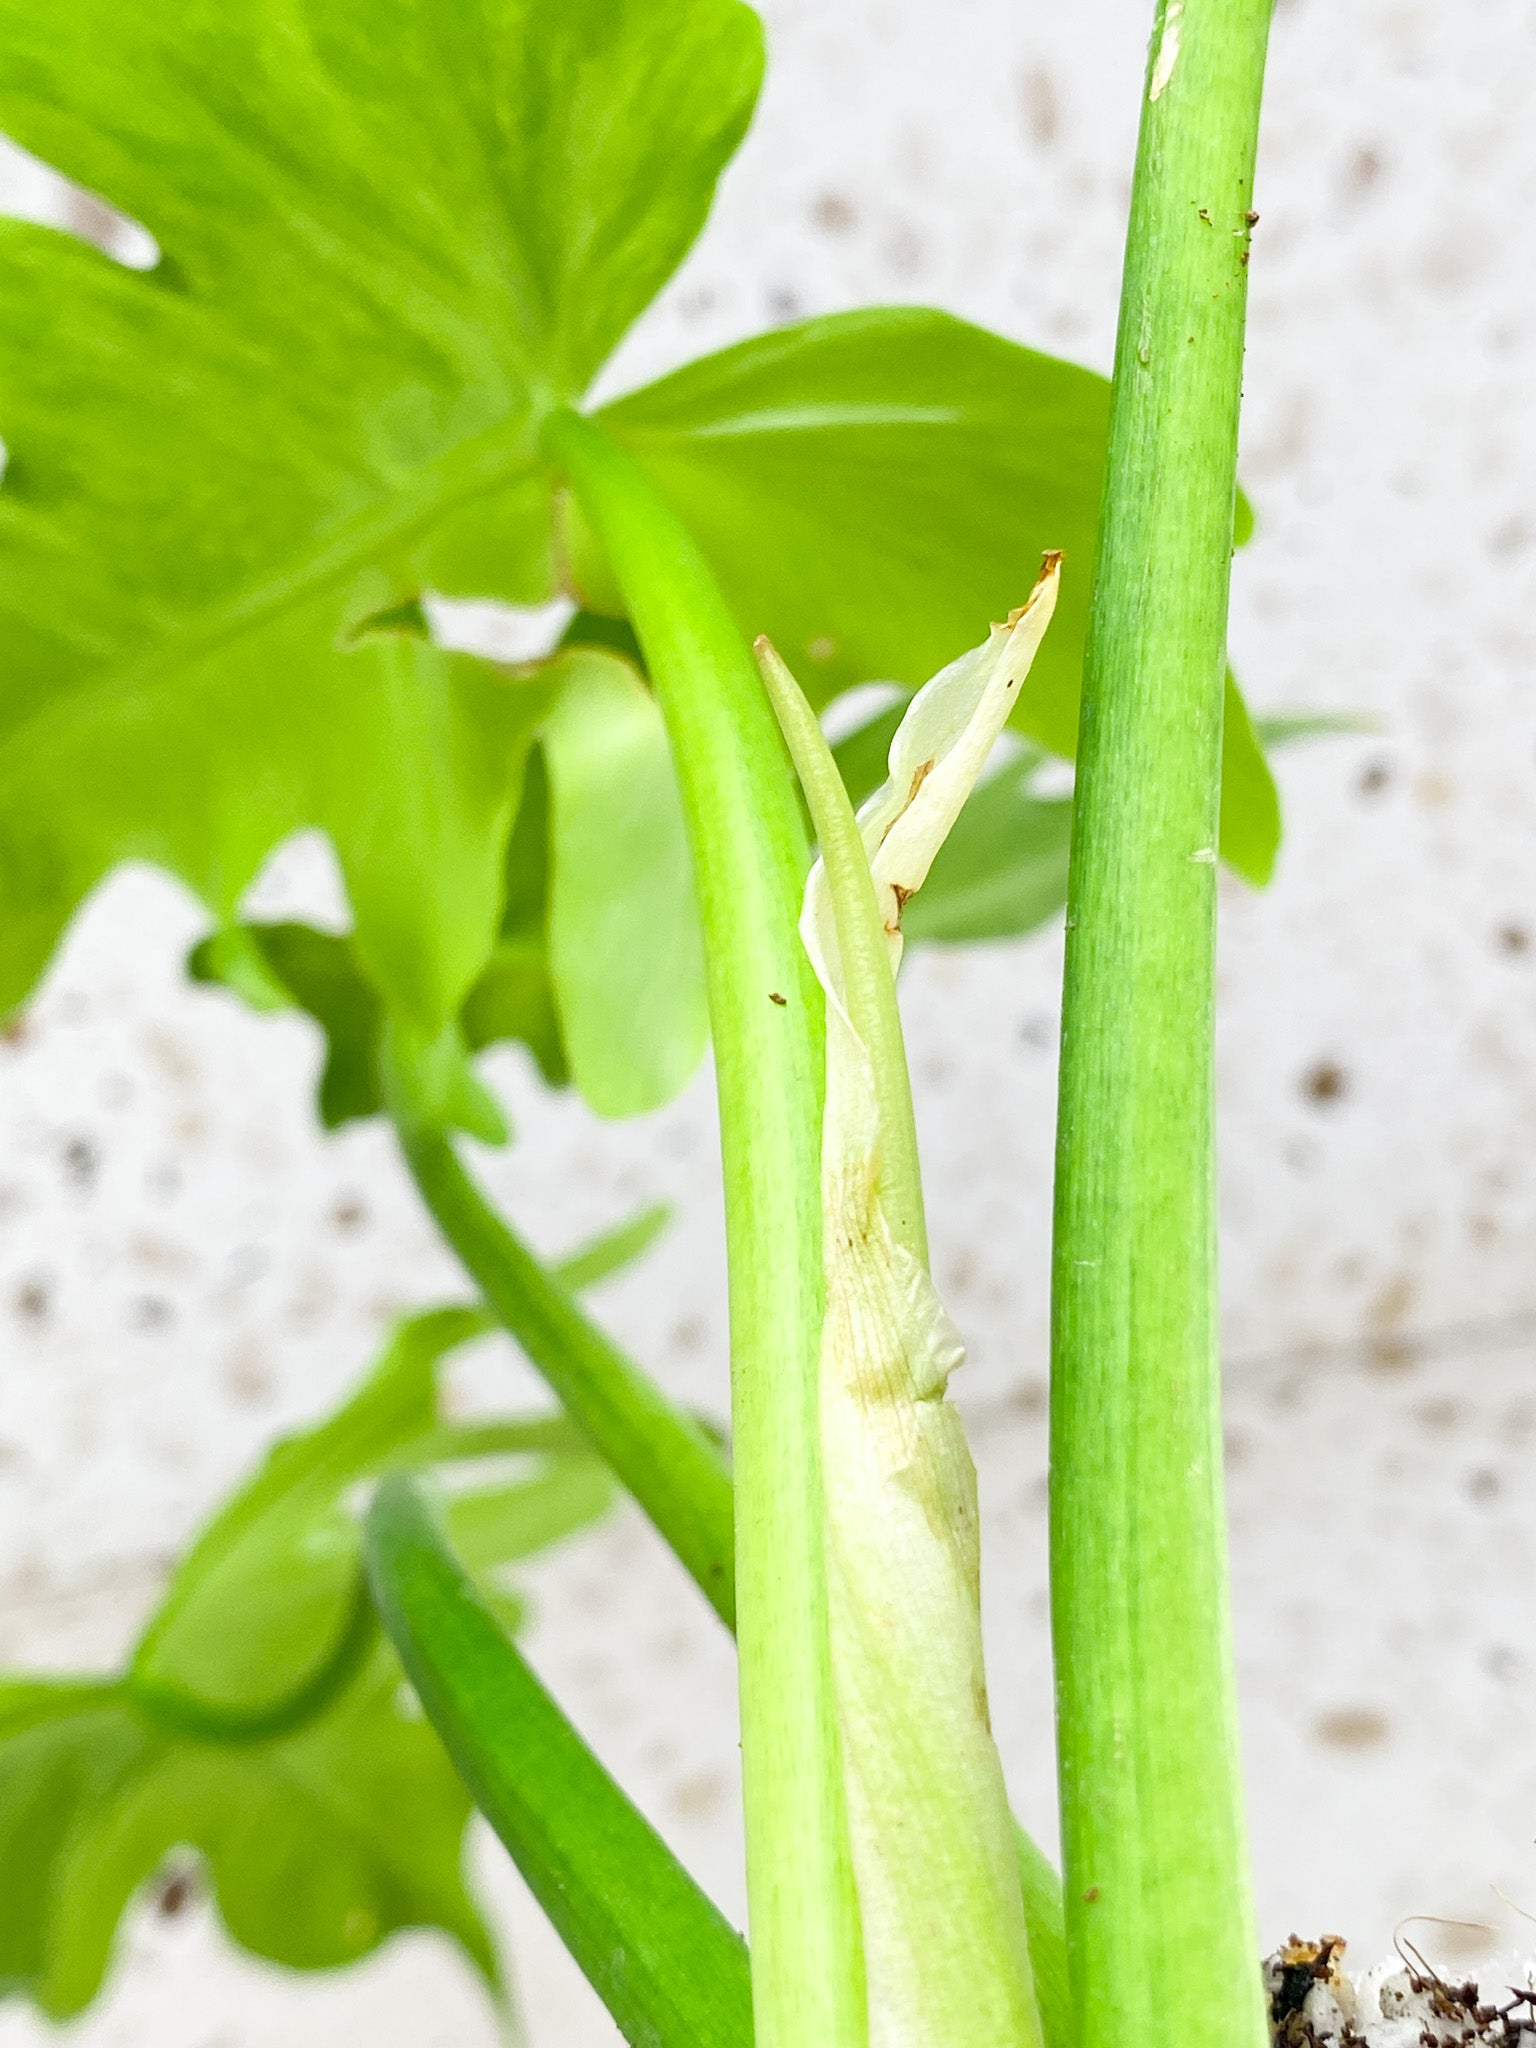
[[13, 1278, 49, 1324], [1313, 1705, 1389, 1750], [62, 1136, 99, 1190], [1017, 65, 1061, 149], [1301, 1060, 1349, 1106], [810, 191, 857, 234]]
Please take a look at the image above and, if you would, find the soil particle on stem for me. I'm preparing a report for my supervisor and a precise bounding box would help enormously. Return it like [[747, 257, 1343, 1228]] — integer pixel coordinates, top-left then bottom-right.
[[1265, 1937, 1536, 2047]]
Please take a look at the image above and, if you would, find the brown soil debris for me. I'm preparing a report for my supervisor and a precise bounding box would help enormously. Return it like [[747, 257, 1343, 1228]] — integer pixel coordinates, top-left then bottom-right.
[[1265, 1934, 1536, 2046]]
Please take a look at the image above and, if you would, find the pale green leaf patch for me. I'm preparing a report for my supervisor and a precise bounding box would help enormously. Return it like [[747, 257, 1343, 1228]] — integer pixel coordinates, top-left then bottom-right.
[[544, 654, 708, 1118], [190, 645, 708, 1130]]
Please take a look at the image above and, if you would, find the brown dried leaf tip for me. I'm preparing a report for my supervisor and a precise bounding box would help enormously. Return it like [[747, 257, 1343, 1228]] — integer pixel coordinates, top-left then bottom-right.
[[1001, 551, 1065, 632]]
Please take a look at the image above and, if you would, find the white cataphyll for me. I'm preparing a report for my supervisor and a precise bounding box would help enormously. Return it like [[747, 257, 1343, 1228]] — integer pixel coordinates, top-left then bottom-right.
[[758, 555, 1061, 2048]]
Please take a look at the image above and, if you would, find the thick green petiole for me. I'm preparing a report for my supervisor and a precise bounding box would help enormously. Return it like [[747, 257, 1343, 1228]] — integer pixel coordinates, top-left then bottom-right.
[[545, 408, 865, 2048], [1049, 3, 1272, 2046]]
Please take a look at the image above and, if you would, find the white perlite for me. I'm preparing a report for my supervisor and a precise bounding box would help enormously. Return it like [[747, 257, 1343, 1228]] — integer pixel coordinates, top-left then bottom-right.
[[1264, 1938, 1536, 2047]]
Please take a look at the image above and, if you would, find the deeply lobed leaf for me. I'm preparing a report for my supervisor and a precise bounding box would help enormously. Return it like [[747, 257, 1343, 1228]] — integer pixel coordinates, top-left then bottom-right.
[[0, 1658, 494, 2020], [0, 0, 763, 1027]]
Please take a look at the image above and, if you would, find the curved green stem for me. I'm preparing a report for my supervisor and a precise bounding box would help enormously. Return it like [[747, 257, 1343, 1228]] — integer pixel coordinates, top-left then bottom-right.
[[394, 1118, 737, 1628], [367, 1477, 753, 2048], [546, 407, 865, 2048], [1049, 3, 1271, 2046]]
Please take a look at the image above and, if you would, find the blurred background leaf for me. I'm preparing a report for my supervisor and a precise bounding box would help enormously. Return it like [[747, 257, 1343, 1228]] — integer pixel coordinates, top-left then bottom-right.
[[189, 647, 709, 1128], [903, 757, 1075, 947], [0, 1654, 497, 2022], [0, 1299, 630, 2022], [544, 652, 708, 1117]]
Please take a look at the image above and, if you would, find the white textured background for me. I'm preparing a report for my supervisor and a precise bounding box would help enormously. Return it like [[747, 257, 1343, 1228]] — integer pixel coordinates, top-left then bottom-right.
[[4, 0, 1536, 2038]]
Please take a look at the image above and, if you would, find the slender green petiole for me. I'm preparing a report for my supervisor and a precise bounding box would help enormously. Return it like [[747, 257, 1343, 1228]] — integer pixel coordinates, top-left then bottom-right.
[[545, 408, 865, 2048], [1049, 3, 1272, 2046], [392, 1119, 737, 1627]]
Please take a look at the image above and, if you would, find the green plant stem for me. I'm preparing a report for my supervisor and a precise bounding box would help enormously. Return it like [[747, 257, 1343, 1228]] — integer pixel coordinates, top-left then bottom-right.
[[367, 1477, 753, 2048], [546, 406, 865, 2048], [395, 1122, 736, 1625], [1015, 1828, 1071, 2048], [1049, 5, 1271, 2048]]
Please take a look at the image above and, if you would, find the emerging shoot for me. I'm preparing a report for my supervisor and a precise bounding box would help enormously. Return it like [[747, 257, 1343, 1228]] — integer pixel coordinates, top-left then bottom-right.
[[757, 555, 1061, 2048]]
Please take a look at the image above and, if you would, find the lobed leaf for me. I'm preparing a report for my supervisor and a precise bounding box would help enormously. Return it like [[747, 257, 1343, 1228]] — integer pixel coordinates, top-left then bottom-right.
[[0, 0, 764, 1026], [0, 1308, 619, 2020], [1, 0, 1280, 1107], [0, 1658, 493, 2020], [190, 645, 706, 1129]]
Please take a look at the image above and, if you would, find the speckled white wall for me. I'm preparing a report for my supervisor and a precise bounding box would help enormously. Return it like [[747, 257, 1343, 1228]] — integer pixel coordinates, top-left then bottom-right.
[[3, 0, 1535, 2041]]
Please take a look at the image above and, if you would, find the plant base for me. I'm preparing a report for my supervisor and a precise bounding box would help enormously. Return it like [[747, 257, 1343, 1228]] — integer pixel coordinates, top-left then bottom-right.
[[1266, 1937, 1536, 2046]]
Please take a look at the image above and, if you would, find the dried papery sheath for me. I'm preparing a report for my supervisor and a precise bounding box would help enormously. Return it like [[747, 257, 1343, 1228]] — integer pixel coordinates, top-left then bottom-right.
[[839, 551, 1063, 990], [758, 556, 1061, 2048]]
